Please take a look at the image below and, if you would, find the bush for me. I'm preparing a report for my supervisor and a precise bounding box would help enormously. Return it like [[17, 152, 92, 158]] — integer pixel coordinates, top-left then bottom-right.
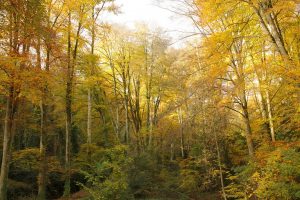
[[7, 179, 34, 200], [80, 145, 133, 200], [226, 144, 300, 200]]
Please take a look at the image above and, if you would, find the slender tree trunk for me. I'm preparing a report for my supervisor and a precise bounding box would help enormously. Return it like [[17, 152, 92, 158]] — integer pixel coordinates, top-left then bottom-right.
[[213, 126, 227, 200], [177, 108, 185, 158], [232, 40, 255, 157], [146, 90, 151, 146], [87, 6, 96, 147], [122, 67, 130, 143], [87, 88, 92, 145], [109, 61, 120, 138], [37, 38, 48, 200], [170, 143, 174, 161], [124, 90, 130, 143], [148, 116, 153, 147], [242, 105, 254, 157], [265, 90, 275, 142], [115, 106, 119, 138], [0, 87, 16, 200], [146, 70, 153, 147], [87, 19, 93, 146], [64, 113, 71, 198], [63, 11, 72, 198], [64, 9, 82, 197], [247, 1, 289, 58], [37, 101, 47, 200]]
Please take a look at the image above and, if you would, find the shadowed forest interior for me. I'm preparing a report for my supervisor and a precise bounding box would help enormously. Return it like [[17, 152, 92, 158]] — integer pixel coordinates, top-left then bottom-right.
[[0, 0, 299, 199]]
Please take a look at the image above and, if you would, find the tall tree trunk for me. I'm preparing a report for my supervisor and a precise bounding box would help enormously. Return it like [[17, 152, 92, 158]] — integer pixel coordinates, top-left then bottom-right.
[[87, 88, 92, 145], [213, 125, 227, 200], [254, 70, 272, 141], [0, 87, 17, 200], [265, 90, 275, 142], [231, 39, 255, 157], [146, 68, 153, 147], [37, 38, 48, 200], [177, 108, 185, 158], [110, 61, 120, 138], [63, 11, 72, 198], [125, 101, 130, 143], [242, 103, 254, 157], [170, 143, 174, 161], [87, 6, 96, 147], [122, 74, 130, 143], [247, 0, 289, 58], [0, 7, 20, 198], [64, 9, 82, 197], [121, 63, 130, 143], [37, 101, 47, 200]]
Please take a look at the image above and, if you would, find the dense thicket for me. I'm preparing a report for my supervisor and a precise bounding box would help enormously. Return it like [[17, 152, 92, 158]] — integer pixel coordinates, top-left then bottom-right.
[[0, 0, 299, 199]]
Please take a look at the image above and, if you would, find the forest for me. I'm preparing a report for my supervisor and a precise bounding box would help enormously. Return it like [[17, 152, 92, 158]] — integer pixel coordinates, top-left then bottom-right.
[[0, 0, 299, 199]]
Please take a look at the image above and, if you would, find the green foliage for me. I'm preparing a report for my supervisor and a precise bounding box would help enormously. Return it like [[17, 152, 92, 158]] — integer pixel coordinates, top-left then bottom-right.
[[226, 145, 300, 200], [11, 148, 40, 172], [254, 147, 300, 199], [129, 152, 161, 198], [80, 145, 133, 200], [178, 157, 217, 195], [75, 143, 104, 170], [10, 148, 65, 199]]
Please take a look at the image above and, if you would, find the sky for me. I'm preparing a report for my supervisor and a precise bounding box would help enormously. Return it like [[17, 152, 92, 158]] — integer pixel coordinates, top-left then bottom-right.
[[103, 0, 197, 47]]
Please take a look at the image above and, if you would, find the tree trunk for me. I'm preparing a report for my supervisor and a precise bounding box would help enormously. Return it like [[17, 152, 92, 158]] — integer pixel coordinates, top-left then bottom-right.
[[37, 101, 47, 200], [37, 38, 48, 200], [64, 9, 82, 197], [213, 126, 227, 200], [177, 108, 185, 158], [63, 11, 72, 198], [110, 61, 120, 138], [87, 88, 92, 145], [170, 143, 174, 161], [247, 0, 289, 58], [124, 88, 130, 143], [0, 87, 16, 200], [242, 105, 254, 157], [87, 5, 96, 147], [265, 90, 275, 142]]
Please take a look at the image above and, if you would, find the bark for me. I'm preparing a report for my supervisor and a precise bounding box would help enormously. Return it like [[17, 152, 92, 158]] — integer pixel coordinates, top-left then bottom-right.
[[37, 101, 47, 200], [111, 62, 120, 138], [254, 65, 272, 141], [242, 103, 255, 157], [231, 38, 255, 157], [170, 143, 174, 161], [121, 65, 130, 143], [213, 126, 227, 200], [246, 0, 290, 58], [87, 5, 97, 146], [87, 88, 92, 144], [129, 77, 143, 150], [64, 9, 82, 197], [105, 49, 120, 138], [0, 86, 17, 200], [63, 11, 72, 198], [37, 38, 48, 200], [177, 108, 185, 158], [265, 90, 275, 142], [0, 5, 20, 198], [145, 44, 153, 147], [146, 70, 154, 147]]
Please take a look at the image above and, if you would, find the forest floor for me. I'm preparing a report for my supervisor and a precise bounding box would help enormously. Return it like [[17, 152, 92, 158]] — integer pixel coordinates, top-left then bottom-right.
[[56, 191, 220, 200]]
